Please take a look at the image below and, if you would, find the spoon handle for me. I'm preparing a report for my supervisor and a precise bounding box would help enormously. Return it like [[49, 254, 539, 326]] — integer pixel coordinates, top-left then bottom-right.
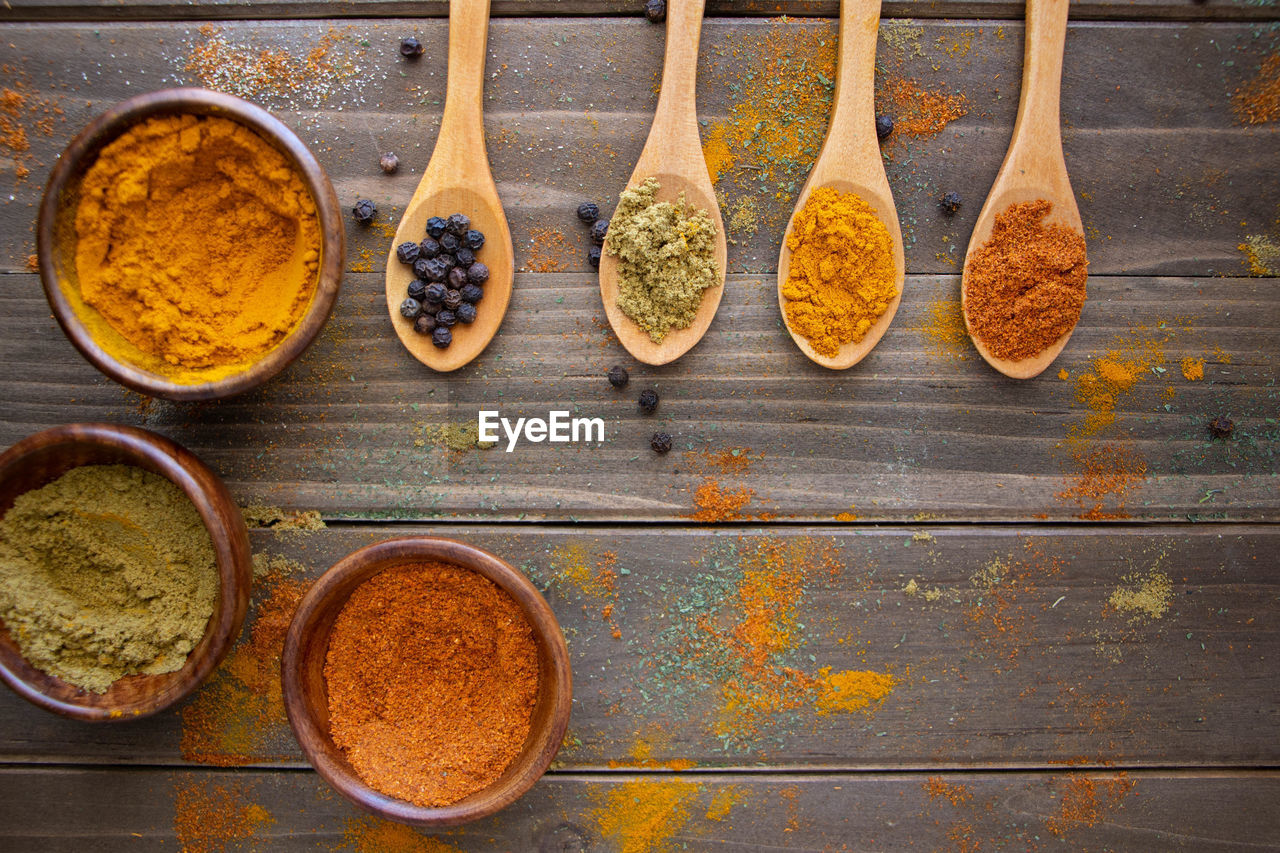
[[645, 0, 706, 156], [436, 0, 492, 162], [813, 0, 883, 186], [1009, 0, 1069, 163]]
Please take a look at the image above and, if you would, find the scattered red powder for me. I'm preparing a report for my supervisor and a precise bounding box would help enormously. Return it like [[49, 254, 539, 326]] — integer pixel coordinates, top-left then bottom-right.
[[876, 75, 969, 138], [1056, 444, 1148, 520], [521, 226, 579, 272], [173, 780, 273, 853], [1046, 773, 1136, 836], [684, 477, 756, 522]]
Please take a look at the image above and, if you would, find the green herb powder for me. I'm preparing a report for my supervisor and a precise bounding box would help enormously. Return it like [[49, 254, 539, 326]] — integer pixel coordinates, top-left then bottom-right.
[[0, 464, 218, 693], [607, 177, 720, 343]]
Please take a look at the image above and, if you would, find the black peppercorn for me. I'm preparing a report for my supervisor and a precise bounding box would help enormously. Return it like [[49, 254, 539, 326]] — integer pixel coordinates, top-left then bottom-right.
[[439, 232, 460, 254], [456, 303, 478, 324], [399, 297, 422, 319], [455, 247, 476, 267], [1207, 416, 1235, 440], [426, 216, 448, 238], [645, 0, 667, 24], [407, 279, 426, 300], [939, 191, 962, 215], [421, 299, 441, 316], [396, 241, 420, 265], [875, 114, 894, 140], [577, 201, 600, 223], [447, 267, 469, 290], [608, 365, 629, 388], [419, 257, 449, 283], [414, 313, 437, 335], [436, 309, 457, 327], [379, 152, 399, 174], [444, 289, 463, 310], [352, 199, 377, 225], [463, 229, 485, 250], [638, 389, 658, 414], [424, 282, 448, 305], [650, 432, 672, 453], [432, 326, 452, 348], [467, 262, 490, 284], [587, 246, 602, 269], [460, 283, 484, 304], [590, 218, 609, 246], [400, 37, 424, 58], [446, 213, 470, 236], [439, 253, 456, 272], [419, 237, 441, 258]]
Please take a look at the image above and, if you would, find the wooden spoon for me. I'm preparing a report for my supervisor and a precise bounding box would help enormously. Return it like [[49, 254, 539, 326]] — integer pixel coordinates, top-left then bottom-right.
[[961, 0, 1083, 379], [385, 0, 513, 372], [776, 0, 904, 370], [598, 0, 727, 366]]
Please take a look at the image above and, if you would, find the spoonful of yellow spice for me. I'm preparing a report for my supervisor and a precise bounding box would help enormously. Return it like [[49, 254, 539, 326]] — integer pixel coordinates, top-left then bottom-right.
[[777, 0, 904, 370]]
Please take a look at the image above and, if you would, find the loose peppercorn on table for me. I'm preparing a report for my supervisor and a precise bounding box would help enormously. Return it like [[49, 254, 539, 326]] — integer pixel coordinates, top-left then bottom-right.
[[1, 1, 1279, 850]]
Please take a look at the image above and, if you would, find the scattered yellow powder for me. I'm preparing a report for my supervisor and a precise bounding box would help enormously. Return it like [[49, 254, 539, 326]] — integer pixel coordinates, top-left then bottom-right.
[[24, 254, 38, 272], [241, 504, 326, 531], [341, 816, 464, 853], [917, 297, 969, 361], [1058, 368, 1069, 380], [1231, 52, 1280, 125], [590, 779, 701, 853], [1108, 570, 1173, 622], [705, 786, 746, 821], [1071, 332, 1165, 437], [1239, 234, 1279, 276], [1180, 357, 1204, 381], [815, 667, 898, 714]]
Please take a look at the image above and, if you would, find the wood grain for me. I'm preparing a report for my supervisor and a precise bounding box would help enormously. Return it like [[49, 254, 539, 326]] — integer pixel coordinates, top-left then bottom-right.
[[0, 525, 1274, 770], [0, 766, 1277, 851], [0, 21, 1276, 279], [1, 272, 1274, 521], [3, 0, 1279, 23]]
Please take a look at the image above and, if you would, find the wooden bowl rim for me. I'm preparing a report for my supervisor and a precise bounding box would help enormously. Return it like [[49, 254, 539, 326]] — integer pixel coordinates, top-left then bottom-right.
[[281, 536, 573, 827], [0, 423, 252, 721], [35, 87, 345, 401]]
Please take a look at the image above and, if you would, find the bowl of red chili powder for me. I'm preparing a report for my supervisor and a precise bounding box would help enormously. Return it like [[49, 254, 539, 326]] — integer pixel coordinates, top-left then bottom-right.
[[281, 537, 572, 826]]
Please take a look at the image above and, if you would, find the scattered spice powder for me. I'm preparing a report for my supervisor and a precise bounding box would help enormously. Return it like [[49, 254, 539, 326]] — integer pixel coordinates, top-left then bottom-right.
[[875, 75, 969, 139], [684, 477, 756, 522], [521, 225, 578, 272], [173, 780, 274, 853], [1057, 444, 1148, 519], [0, 73, 63, 180], [180, 563, 309, 765], [24, 254, 38, 272], [814, 667, 898, 714], [917, 296, 970, 361], [1070, 329, 1167, 437], [589, 779, 701, 853], [781, 187, 898, 358], [341, 816, 464, 853], [325, 562, 539, 808], [548, 541, 622, 638], [964, 200, 1089, 362], [183, 25, 364, 108], [1108, 570, 1173, 622], [924, 777, 973, 807], [241, 503, 326, 532], [1180, 356, 1205, 381], [1231, 51, 1280, 125], [1045, 773, 1136, 836], [1238, 233, 1280, 276]]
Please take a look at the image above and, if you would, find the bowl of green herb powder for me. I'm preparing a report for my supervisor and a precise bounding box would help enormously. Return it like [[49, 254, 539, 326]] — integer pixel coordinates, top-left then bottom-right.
[[0, 423, 251, 720]]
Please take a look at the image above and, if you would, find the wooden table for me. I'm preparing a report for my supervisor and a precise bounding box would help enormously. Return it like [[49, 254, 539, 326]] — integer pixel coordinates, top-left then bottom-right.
[[1, 0, 1278, 849]]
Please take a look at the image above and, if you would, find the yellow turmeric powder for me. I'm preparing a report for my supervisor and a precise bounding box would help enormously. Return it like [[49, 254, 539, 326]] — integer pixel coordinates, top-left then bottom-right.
[[781, 187, 897, 358], [72, 113, 321, 384]]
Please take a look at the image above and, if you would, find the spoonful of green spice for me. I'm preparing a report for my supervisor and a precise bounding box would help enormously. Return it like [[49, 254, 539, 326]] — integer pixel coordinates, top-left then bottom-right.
[[607, 177, 720, 346]]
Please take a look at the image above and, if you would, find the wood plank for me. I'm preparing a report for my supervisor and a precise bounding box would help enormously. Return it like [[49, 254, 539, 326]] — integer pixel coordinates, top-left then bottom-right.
[[3, 0, 1280, 24], [1, 272, 1275, 521], [0, 765, 1277, 851], [0, 525, 1274, 769], [1, 20, 1277, 278]]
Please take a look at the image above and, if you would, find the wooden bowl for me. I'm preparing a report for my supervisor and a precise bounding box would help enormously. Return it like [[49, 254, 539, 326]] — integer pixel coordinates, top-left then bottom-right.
[[36, 88, 345, 401], [0, 423, 251, 720], [282, 537, 573, 827]]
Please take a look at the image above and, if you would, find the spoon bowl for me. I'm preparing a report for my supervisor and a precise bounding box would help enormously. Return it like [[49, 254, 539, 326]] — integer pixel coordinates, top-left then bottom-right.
[[386, 0, 513, 372], [777, 0, 905, 370], [961, 0, 1084, 379], [599, 0, 727, 366]]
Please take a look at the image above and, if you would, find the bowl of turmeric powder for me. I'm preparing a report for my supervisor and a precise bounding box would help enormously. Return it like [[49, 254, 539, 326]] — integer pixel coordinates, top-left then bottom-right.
[[281, 537, 573, 827], [36, 88, 344, 400]]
